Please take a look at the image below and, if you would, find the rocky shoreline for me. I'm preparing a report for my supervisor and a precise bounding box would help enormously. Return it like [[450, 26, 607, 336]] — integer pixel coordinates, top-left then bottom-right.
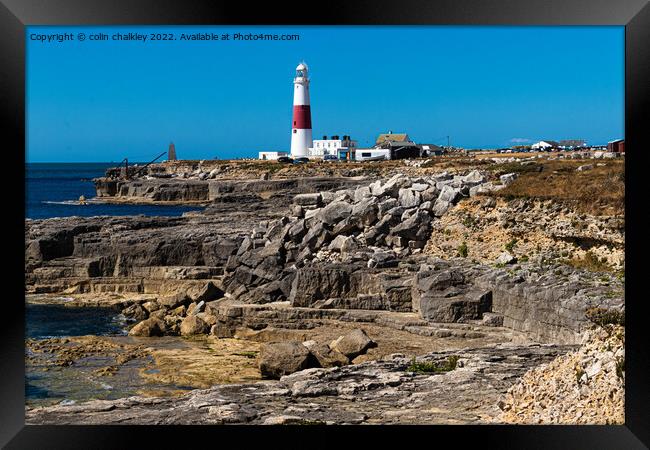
[[25, 157, 625, 424]]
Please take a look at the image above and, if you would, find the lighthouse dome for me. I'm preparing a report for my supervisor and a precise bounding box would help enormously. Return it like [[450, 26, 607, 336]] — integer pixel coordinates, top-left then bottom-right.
[[296, 62, 308, 71]]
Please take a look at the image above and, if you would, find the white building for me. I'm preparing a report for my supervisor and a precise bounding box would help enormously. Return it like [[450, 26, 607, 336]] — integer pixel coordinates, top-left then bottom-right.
[[531, 140, 560, 150], [309, 135, 358, 157], [355, 148, 391, 161], [258, 151, 288, 160]]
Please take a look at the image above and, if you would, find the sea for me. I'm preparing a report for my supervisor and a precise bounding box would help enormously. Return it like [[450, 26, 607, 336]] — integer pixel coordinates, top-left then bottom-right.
[[25, 163, 207, 404], [26, 162, 205, 220]]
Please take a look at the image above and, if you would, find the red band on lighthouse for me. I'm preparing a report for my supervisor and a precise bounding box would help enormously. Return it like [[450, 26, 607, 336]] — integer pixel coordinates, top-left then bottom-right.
[[292, 105, 312, 129]]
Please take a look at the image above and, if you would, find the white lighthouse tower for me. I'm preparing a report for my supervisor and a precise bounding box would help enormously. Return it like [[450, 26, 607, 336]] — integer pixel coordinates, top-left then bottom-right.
[[290, 62, 312, 158]]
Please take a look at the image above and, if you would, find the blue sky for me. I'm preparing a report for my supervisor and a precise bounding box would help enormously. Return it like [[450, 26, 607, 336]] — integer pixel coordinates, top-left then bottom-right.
[[27, 26, 624, 162]]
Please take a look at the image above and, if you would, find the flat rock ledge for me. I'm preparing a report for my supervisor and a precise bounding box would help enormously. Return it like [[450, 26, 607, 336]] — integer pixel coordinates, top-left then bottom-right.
[[26, 343, 572, 425]]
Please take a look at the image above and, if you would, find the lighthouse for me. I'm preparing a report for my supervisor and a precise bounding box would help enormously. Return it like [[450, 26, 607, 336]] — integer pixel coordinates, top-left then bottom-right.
[[290, 62, 312, 158]]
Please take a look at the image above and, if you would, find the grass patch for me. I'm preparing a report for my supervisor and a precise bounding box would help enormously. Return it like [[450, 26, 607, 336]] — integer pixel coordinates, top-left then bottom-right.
[[457, 242, 468, 258], [407, 355, 460, 374], [504, 238, 518, 252], [462, 215, 476, 228], [491, 159, 624, 215], [561, 250, 612, 273], [488, 161, 544, 175], [585, 307, 625, 327]]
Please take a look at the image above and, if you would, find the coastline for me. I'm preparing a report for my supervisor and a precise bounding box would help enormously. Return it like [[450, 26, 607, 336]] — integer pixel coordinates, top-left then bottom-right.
[[25, 156, 625, 424]]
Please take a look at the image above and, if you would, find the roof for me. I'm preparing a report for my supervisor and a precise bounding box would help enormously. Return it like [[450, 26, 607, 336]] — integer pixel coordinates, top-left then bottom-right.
[[534, 140, 560, 147], [607, 139, 624, 143], [376, 133, 410, 145], [559, 139, 586, 146]]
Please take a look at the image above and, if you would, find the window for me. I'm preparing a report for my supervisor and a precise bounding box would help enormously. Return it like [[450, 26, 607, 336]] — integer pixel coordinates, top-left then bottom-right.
[[362, 152, 371, 157], [293, 129, 297, 134]]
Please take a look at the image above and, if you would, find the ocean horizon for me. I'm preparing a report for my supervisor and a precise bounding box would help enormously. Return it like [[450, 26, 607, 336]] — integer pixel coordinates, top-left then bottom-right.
[[26, 162, 204, 220]]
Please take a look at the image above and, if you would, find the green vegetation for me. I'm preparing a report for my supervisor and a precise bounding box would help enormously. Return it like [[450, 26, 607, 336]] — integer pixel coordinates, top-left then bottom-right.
[[519, 255, 529, 262], [504, 238, 518, 252], [616, 357, 625, 379], [575, 366, 586, 384], [407, 355, 460, 374], [462, 215, 476, 228], [233, 351, 258, 359], [562, 250, 612, 273], [585, 307, 625, 327], [293, 420, 326, 425], [457, 242, 468, 258], [488, 161, 544, 174]]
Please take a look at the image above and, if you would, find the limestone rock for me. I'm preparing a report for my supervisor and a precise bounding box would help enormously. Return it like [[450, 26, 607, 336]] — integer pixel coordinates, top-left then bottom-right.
[[499, 173, 518, 186], [180, 315, 208, 335], [329, 329, 376, 359], [128, 318, 166, 337], [259, 341, 317, 379], [495, 252, 516, 265]]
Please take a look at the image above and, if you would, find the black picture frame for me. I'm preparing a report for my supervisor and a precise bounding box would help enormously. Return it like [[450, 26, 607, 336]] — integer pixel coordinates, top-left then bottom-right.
[[2, 0, 648, 447]]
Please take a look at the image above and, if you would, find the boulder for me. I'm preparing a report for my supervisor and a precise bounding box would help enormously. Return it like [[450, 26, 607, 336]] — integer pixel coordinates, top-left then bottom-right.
[[378, 198, 399, 215], [351, 196, 379, 226], [353, 186, 372, 202], [128, 318, 166, 337], [191, 281, 224, 303], [316, 201, 353, 225], [376, 174, 412, 197], [500, 173, 518, 186], [367, 250, 398, 268], [141, 301, 161, 314], [288, 219, 307, 242], [158, 292, 191, 310], [149, 309, 167, 320], [421, 186, 439, 202], [419, 290, 492, 323], [419, 201, 433, 212], [328, 235, 357, 253], [302, 340, 349, 368], [495, 252, 517, 265], [294, 193, 322, 206], [431, 199, 452, 217], [122, 303, 147, 321], [190, 300, 206, 315], [438, 185, 462, 204], [180, 315, 209, 335], [391, 210, 430, 241], [398, 188, 422, 208], [462, 170, 486, 185], [329, 329, 376, 359], [258, 341, 317, 379], [411, 183, 430, 192]]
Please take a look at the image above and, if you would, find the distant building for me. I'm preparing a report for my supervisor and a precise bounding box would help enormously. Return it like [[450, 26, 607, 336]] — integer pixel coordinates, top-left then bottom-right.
[[259, 151, 288, 160], [168, 142, 177, 161], [531, 140, 560, 150], [355, 148, 392, 161], [374, 132, 421, 159], [607, 139, 625, 153], [310, 135, 357, 157], [375, 131, 411, 146], [559, 139, 587, 149], [420, 144, 445, 156]]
